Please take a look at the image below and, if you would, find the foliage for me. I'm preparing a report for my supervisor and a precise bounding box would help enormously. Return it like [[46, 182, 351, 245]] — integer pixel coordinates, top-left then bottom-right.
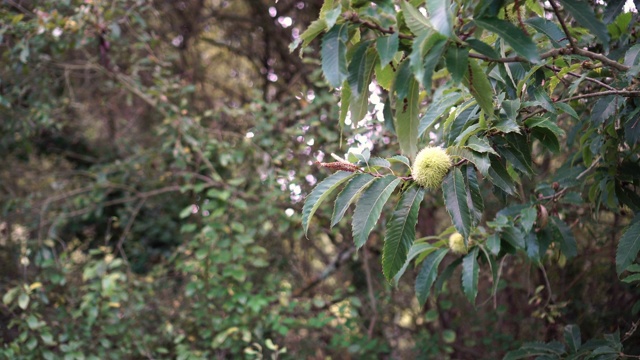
[[2, 0, 640, 358], [298, 0, 640, 356]]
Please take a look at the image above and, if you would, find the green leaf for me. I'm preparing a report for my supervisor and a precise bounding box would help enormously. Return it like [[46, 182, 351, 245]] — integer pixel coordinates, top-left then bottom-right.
[[376, 33, 399, 67], [348, 41, 373, 99], [551, 216, 578, 259], [467, 38, 500, 59], [383, 186, 425, 281], [461, 247, 480, 304], [496, 134, 534, 175], [401, 1, 432, 35], [420, 38, 447, 92], [564, 325, 582, 353], [559, 0, 610, 48], [418, 91, 462, 137], [474, 17, 540, 63], [447, 146, 490, 176], [396, 75, 420, 159], [321, 24, 349, 88], [525, 17, 570, 48], [434, 257, 463, 296], [388, 155, 411, 169], [520, 207, 537, 234], [415, 248, 448, 305], [467, 136, 498, 155], [487, 233, 501, 255], [488, 156, 517, 196], [393, 242, 436, 285], [331, 173, 377, 227], [339, 81, 352, 131], [502, 225, 525, 250], [426, 0, 452, 37], [446, 46, 469, 83], [504, 341, 567, 360], [352, 176, 401, 248], [296, 19, 327, 51], [622, 273, 640, 283], [3, 287, 20, 305], [616, 215, 640, 275], [18, 293, 29, 310], [443, 168, 472, 243], [464, 165, 484, 226], [463, 59, 495, 117], [349, 48, 378, 124], [525, 231, 540, 261], [302, 171, 355, 236]]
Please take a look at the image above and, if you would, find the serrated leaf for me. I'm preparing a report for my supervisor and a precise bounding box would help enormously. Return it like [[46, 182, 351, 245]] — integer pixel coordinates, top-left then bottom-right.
[[475, 17, 540, 63], [420, 38, 447, 92], [353, 176, 401, 248], [488, 156, 517, 195], [447, 146, 491, 176], [487, 233, 501, 255], [339, 81, 352, 131], [559, 0, 610, 48], [616, 214, 640, 275], [551, 216, 578, 259], [393, 242, 436, 285], [504, 341, 567, 360], [467, 136, 498, 155], [467, 38, 500, 59], [396, 75, 420, 159], [496, 134, 534, 175], [622, 273, 640, 283], [331, 173, 377, 227], [383, 186, 425, 281], [525, 231, 540, 261], [426, 0, 453, 37], [302, 171, 355, 236], [321, 24, 349, 88], [323, 5, 342, 29], [376, 33, 399, 67], [401, 1, 432, 35], [434, 257, 463, 296], [415, 248, 448, 305], [395, 60, 413, 103], [446, 46, 469, 83], [443, 168, 472, 242], [461, 247, 480, 304], [418, 91, 462, 137], [526, 17, 570, 48], [348, 41, 373, 99], [564, 325, 582, 353], [367, 157, 392, 169], [349, 49, 378, 124], [520, 207, 537, 233], [297, 19, 327, 51], [502, 225, 525, 249], [494, 112, 521, 132], [388, 155, 411, 168], [464, 165, 484, 226], [463, 59, 495, 117]]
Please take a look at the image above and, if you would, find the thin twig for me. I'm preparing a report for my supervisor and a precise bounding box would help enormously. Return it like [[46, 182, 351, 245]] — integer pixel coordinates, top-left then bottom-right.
[[559, 90, 640, 102], [549, 0, 577, 49], [116, 198, 146, 265], [362, 246, 378, 339]]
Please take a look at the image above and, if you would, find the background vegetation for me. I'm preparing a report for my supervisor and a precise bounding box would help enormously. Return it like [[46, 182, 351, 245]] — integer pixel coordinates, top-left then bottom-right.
[[1, 0, 639, 359]]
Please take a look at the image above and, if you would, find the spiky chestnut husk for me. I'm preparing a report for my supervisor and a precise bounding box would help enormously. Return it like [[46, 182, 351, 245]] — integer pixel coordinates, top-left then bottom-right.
[[411, 147, 452, 189], [449, 232, 467, 254]]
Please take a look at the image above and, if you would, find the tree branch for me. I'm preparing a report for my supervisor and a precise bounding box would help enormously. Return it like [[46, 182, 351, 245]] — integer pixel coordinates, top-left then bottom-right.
[[549, 0, 577, 50]]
